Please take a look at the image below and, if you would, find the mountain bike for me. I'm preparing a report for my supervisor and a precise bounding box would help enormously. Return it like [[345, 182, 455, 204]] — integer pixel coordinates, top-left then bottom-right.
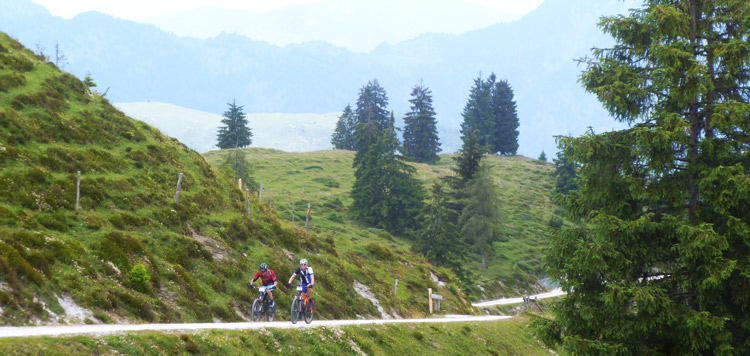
[[249, 285, 276, 321], [290, 285, 314, 324]]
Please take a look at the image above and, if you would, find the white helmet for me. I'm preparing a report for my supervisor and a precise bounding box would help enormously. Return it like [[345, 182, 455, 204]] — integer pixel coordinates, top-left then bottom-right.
[[300, 258, 308, 265]]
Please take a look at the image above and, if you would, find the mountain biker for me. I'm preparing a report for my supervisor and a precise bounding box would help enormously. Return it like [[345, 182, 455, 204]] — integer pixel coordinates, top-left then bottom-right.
[[288, 258, 314, 299], [251, 263, 278, 307]]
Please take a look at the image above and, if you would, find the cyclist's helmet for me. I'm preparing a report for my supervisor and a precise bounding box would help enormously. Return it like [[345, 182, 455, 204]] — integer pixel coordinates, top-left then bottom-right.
[[300, 259, 308, 266], [259, 263, 268, 271]]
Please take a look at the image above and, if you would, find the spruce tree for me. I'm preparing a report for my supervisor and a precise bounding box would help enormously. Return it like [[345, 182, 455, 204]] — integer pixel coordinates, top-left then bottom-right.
[[216, 100, 252, 149], [413, 181, 465, 271], [403, 83, 441, 164], [533, 2, 750, 354], [490, 78, 519, 155], [354, 79, 390, 133], [459, 163, 501, 269], [460, 75, 494, 152], [331, 104, 356, 150], [552, 148, 577, 196], [452, 127, 484, 183]]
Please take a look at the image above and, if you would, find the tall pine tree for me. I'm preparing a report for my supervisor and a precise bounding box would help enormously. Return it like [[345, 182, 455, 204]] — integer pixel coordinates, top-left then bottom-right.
[[460, 75, 494, 152], [490, 78, 519, 155], [331, 104, 356, 150], [459, 163, 502, 269], [413, 181, 465, 272], [533, 1, 750, 354], [403, 82, 441, 164], [351, 93, 424, 235], [217, 100, 252, 149], [354, 79, 390, 133]]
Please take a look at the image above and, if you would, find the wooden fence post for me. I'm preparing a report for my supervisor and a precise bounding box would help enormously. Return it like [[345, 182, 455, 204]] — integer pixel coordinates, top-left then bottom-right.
[[75, 171, 80, 211], [259, 184, 264, 200], [305, 204, 311, 232], [245, 189, 250, 217], [266, 198, 271, 207], [174, 173, 183, 203], [238, 178, 242, 190], [394, 279, 398, 295], [428, 288, 433, 314]]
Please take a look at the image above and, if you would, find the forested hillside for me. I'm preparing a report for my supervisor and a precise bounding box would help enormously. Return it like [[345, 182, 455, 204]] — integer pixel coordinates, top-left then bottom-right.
[[0, 33, 471, 326]]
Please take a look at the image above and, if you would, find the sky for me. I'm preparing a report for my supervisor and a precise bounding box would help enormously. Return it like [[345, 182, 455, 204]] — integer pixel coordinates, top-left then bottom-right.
[[31, 0, 543, 20], [30, 0, 544, 52]]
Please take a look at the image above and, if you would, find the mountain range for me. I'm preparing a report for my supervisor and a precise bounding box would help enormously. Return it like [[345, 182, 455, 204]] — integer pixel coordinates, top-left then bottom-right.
[[0, 0, 638, 156]]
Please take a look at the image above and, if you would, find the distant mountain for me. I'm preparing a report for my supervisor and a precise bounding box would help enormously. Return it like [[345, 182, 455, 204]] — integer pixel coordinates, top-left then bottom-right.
[[143, 0, 523, 53], [0, 0, 638, 156], [115, 102, 338, 153]]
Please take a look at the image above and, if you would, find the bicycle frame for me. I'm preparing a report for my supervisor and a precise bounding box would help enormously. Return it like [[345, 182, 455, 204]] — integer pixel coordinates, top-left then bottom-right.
[[250, 285, 276, 321], [291, 285, 313, 324]]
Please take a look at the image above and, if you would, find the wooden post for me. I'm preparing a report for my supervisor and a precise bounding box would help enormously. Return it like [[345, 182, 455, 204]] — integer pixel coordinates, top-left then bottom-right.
[[75, 171, 80, 211], [394, 279, 398, 295], [259, 184, 264, 200], [266, 198, 271, 207], [245, 189, 250, 217], [305, 204, 311, 232], [238, 178, 242, 190], [174, 173, 183, 203], [428, 288, 433, 314], [291, 201, 295, 228]]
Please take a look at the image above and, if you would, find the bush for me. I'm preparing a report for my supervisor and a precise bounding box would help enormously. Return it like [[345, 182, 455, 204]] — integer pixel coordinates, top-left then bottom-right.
[[365, 243, 393, 261], [129, 264, 151, 292]]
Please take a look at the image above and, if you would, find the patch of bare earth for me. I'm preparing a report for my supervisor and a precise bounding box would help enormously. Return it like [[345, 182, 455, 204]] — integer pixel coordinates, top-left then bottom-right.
[[186, 222, 230, 261]]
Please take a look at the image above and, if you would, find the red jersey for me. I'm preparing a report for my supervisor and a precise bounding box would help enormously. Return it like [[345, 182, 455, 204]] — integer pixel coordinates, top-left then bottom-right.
[[253, 270, 277, 286]]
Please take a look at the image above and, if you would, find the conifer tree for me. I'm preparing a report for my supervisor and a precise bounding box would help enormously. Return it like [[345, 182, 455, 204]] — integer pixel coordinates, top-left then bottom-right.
[[413, 181, 465, 271], [459, 163, 501, 269], [351, 110, 424, 234], [537, 151, 547, 162], [354, 79, 390, 133], [533, 2, 750, 354], [490, 77, 519, 155], [460, 75, 494, 151], [452, 127, 484, 184], [331, 104, 356, 150], [552, 148, 577, 196], [403, 83, 441, 164], [217, 100, 252, 149]]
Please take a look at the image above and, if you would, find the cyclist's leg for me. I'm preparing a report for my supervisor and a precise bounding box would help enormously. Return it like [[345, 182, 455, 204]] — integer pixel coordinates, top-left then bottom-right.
[[267, 290, 274, 304]]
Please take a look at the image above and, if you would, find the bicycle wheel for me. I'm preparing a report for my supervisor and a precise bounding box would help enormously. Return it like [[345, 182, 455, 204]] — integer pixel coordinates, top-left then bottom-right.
[[266, 300, 276, 321], [304, 299, 314, 324], [251, 299, 262, 321], [290, 297, 300, 324]]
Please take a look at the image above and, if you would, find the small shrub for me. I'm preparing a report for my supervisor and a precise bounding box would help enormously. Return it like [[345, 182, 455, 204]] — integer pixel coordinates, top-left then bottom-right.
[[412, 330, 424, 341], [325, 211, 343, 223], [129, 264, 151, 292], [365, 243, 393, 261], [548, 216, 563, 228], [94, 311, 111, 324]]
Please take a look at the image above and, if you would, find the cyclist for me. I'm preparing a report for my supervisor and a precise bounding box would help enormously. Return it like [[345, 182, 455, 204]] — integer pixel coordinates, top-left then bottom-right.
[[288, 258, 314, 299], [251, 263, 278, 307]]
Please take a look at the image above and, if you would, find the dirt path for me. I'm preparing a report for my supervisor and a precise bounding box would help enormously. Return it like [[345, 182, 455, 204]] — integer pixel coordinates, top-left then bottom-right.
[[0, 315, 510, 338], [471, 288, 566, 307]]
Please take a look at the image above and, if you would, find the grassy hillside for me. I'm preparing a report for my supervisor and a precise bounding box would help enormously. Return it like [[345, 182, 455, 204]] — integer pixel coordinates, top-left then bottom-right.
[[0, 319, 553, 355], [0, 32, 471, 326], [204, 147, 557, 300]]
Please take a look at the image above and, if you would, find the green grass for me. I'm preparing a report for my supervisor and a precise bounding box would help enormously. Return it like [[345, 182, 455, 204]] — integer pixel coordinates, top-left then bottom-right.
[[0, 318, 554, 355], [204, 148, 558, 300], [0, 32, 473, 326]]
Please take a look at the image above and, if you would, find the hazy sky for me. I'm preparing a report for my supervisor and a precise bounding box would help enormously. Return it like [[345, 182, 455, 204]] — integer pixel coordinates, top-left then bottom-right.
[[31, 0, 542, 20], [30, 0, 544, 52]]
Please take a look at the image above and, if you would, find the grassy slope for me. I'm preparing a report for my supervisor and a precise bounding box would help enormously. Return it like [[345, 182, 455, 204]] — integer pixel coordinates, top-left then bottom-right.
[[204, 146, 557, 300], [0, 32, 472, 326], [0, 319, 552, 355]]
